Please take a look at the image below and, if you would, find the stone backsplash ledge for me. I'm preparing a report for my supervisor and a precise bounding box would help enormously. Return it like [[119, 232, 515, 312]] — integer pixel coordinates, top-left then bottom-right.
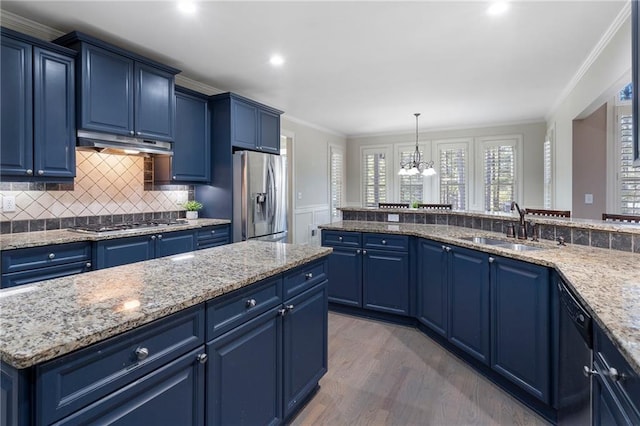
[[340, 207, 640, 254], [1, 151, 193, 234]]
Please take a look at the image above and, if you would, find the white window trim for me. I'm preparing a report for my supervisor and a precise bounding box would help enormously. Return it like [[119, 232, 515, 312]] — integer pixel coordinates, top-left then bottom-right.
[[360, 145, 393, 207], [395, 142, 430, 204], [432, 138, 473, 210], [328, 144, 345, 222], [474, 134, 524, 211]]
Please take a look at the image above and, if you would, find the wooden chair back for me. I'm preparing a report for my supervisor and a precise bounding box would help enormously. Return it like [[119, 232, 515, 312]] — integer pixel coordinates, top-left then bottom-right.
[[416, 203, 452, 210], [602, 213, 640, 223], [378, 203, 410, 209], [525, 208, 571, 218]]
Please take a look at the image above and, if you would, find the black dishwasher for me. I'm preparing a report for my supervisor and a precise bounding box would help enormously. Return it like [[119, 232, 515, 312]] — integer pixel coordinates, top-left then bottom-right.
[[557, 276, 593, 425]]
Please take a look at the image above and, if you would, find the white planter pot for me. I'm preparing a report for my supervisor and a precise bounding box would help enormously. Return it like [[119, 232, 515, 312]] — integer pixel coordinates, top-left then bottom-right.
[[186, 211, 198, 220]]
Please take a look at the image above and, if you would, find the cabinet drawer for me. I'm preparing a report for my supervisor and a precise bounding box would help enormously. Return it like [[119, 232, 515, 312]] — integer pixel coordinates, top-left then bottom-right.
[[1, 242, 91, 274], [196, 225, 229, 242], [363, 233, 408, 251], [1, 260, 92, 289], [321, 230, 361, 248], [206, 276, 282, 340], [595, 327, 640, 417], [197, 238, 229, 250], [283, 258, 328, 300], [36, 304, 205, 425]]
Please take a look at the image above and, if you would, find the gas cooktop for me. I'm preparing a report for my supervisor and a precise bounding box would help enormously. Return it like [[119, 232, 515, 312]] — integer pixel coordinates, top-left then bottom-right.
[[68, 219, 189, 235]]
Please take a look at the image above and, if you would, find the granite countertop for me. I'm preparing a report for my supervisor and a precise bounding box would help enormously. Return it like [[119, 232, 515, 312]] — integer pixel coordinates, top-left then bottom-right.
[[0, 240, 332, 369], [0, 218, 232, 250], [320, 220, 640, 376]]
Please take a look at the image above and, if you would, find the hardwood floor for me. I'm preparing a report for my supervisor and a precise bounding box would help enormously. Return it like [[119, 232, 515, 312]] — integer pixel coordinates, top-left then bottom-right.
[[290, 312, 550, 426]]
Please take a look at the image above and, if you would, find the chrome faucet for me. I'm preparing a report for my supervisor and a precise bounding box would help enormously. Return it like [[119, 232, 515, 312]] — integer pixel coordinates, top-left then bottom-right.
[[510, 201, 527, 239]]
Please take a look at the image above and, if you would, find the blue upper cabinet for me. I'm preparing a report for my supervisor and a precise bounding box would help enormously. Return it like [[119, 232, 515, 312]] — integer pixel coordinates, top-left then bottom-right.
[[1, 28, 75, 180], [55, 31, 179, 142], [211, 92, 283, 154]]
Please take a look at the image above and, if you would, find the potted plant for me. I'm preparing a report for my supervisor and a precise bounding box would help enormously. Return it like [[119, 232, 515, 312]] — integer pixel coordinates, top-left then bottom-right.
[[183, 200, 203, 220]]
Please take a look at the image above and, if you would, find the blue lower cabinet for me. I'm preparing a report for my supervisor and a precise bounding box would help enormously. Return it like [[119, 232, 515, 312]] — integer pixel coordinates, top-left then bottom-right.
[[416, 239, 448, 336], [326, 246, 362, 307], [283, 281, 328, 418], [206, 307, 283, 426], [362, 249, 409, 315], [95, 235, 155, 269], [53, 346, 206, 426], [490, 256, 550, 403], [154, 230, 195, 258], [448, 245, 490, 365]]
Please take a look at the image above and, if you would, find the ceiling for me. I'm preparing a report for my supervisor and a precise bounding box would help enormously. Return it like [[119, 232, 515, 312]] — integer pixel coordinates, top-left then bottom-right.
[[1, 1, 628, 136]]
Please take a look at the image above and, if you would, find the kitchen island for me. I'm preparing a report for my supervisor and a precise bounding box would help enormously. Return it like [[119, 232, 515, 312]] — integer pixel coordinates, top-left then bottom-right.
[[0, 240, 331, 425]]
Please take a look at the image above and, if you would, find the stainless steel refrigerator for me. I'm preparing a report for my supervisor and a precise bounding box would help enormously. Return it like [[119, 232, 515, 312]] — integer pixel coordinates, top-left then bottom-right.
[[233, 151, 288, 242]]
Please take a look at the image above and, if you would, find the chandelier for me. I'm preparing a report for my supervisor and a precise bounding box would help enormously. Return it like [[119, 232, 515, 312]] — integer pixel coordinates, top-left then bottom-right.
[[398, 113, 436, 177]]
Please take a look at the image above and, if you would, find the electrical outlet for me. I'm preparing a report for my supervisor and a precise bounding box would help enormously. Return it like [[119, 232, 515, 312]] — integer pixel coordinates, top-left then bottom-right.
[[387, 214, 400, 222], [585, 193, 593, 204], [2, 195, 16, 213]]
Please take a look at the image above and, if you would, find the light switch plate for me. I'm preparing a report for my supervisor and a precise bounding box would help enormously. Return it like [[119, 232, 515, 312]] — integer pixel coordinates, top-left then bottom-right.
[[585, 193, 593, 204], [3, 195, 16, 212], [388, 214, 400, 222]]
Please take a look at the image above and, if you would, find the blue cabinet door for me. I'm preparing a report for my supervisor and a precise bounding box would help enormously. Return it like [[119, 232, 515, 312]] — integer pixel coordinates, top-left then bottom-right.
[[95, 235, 155, 269], [491, 257, 550, 403], [33, 47, 75, 178], [363, 249, 409, 315], [53, 346, 206, 426], [592, 372, 633, 426], [417, 239, 448, 336], [154, 230, 195, 258], [231, 99, 258, 150], [282, 282, 328, 419], [326, 247, 362, 307], [1, 36, 33, 177], [448, 245, 490, 364], [172, 89, 210, 182], [80, 43, 134, 135], [206, 307, 282, 426], [134, 62, 174, 141], [259, 109, 280, 154]]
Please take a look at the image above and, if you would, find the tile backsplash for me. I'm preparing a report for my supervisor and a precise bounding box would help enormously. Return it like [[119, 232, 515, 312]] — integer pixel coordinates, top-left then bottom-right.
[[1, 151, 191, 227]]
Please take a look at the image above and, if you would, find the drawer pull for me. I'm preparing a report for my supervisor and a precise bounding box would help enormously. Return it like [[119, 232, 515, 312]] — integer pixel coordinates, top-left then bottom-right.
[[211, 230, 216, 234], [381, 240, 387, 245], [26, 169, 33, 175], [151, 235, 156, 240], [363, 250, 367, 255], [278, 308, 287, 316], [48, 253, 55, 260], [134, 347, 149, 361], [246, 299, 257, 308], [605, 367, 626, 382], [38, 169, 44, 175], [305, 272, 313, 280], [489, 257, 495, 263], [196, 353, 208, 364], [85, 262, 92, 268], [285, 304, 294, 312], [338, 236, 343, 242], [157, 234, 163, 239], [583, 366, 597, 377]]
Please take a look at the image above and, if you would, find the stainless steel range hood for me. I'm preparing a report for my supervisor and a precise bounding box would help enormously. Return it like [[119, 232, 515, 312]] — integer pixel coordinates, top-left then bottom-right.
[[76, 130, 173, 156]]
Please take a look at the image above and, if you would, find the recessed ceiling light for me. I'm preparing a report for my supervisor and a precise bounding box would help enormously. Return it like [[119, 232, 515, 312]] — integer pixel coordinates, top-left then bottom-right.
[[487, 1, 509, 16], [269, 55, 285, 67], [177, 0, 197, 15]]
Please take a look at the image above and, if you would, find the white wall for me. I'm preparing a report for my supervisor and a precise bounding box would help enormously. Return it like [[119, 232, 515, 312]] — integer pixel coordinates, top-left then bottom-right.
[[281, 117, 347, 245], [548, 15, 632, 211], [345, 122, 547, 210]]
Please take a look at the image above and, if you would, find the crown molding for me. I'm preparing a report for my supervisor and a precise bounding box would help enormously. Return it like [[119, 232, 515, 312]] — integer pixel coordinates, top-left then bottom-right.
[[546, 2, 631, 121], [0, 10, 64, 41], [174, 75, 224, 96], [281, 114, 346, 138]]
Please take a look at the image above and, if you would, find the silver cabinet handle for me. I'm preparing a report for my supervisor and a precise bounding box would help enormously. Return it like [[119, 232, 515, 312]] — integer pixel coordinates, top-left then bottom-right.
[[278, 308, 287, 316], [26, 169, 33, 175], [48, 253, 56, 259], [356, 249, 361, 254], [135, 347, 149, 361], [363, 250, 367, 255], [489, 257, 495, 263], [338, 236, 343, 241], [305, 272, 313, 280], [157, 234, 162, 239], [37, 170, 44, 175], [196, 353, 208, 364], [583, 366, 597, 377], [381, 240, 387, 245], [211, 230, 216, 234], [150, 235, 156, 240], [129, 130, 135, 135], [172, 176, 176, 180], [285, 304, 294, 312], [136, 131, 141, 136], [246, 299, 257, 308], [442, 246, 451, 252], [606, 367, 626, 382], [85, 262, 92, 268]]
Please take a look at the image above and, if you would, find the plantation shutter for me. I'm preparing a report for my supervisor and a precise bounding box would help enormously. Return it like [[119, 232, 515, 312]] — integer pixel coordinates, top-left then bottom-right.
[[398, 148, 424, 204], [483, 144, 515, 211], [619, 112, 640, 214], [330, 146, 344, 219], [543, 139, 552, 209], [439, 146, 467, 209], [363, 151, 387, 207]]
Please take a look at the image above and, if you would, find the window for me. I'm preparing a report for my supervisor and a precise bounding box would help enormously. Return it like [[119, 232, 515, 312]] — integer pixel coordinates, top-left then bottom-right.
[[478, 136, 521, 212], [329, 145, 344, 220], [362, 148, 389, 207], [398, 146, 425, 204], [620, 82, 633, 102], [617, 107, 640, 214], [437, 143, 468, 209], [543, 126, 554, 209]]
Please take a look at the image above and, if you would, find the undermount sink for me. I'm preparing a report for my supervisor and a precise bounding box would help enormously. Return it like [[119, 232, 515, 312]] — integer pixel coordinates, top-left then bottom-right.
[[460, 236, 545, 252]]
